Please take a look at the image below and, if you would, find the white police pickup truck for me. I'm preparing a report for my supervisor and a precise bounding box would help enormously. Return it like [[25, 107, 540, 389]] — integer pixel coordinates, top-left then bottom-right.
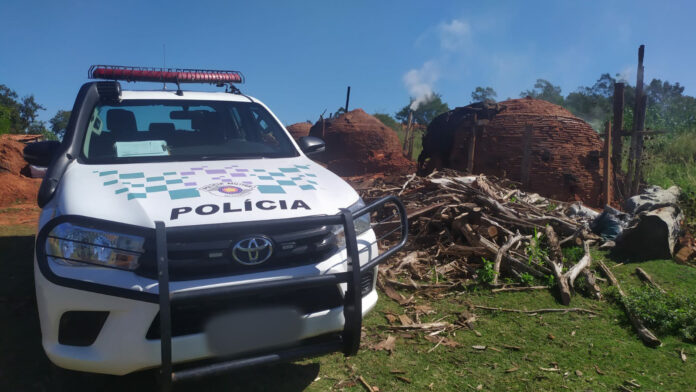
[[24, 66, 407, 389]]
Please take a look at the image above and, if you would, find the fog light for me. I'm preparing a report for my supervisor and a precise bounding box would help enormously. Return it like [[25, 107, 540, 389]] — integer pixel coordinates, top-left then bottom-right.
[[58, 311, 109, 346]]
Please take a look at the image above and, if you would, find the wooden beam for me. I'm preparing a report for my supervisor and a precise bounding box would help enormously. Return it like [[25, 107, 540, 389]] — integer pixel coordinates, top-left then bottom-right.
[[520, 124, 533, 188], [612, 82, 624, 171], [403, 111, 413, 157], [467, 125, 477, 173], [626, 44, 646, 196], [631, 94, 648, 196], [603, 121, 613, 206]]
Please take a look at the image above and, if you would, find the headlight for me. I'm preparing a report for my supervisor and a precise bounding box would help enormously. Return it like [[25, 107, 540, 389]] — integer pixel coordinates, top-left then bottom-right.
[[331, 199, 372, 248], [45, 223, 145, 270]]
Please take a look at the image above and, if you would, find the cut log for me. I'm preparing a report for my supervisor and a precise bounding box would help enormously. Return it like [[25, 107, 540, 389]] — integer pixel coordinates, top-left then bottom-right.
[[580, 268, 602, 300], [492, 233, 525, 285], [472, 305, 598, 315], [544, 226, 572, 305], [566, 241, 592, 290], [440, 244, 488, 257], [463, 224, 547, 278], [635, 267, 666, 293], [545, 224, 564, 265], [491, 286, 548, 293], [597, 260, 661, 347]]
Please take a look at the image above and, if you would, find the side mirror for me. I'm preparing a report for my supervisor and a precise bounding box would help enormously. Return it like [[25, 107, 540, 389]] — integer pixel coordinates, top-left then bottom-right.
[[298, 136, 326, 157], [23, 141, 62, 167]]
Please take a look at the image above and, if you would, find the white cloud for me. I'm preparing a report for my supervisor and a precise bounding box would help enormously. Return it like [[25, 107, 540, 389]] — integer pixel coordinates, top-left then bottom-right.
[[403, 60, 440, 110], [438, 19, 471, 51]]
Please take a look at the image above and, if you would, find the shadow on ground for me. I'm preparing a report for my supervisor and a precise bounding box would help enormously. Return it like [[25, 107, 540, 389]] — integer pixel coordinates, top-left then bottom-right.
[[0, 235, 320, 392]]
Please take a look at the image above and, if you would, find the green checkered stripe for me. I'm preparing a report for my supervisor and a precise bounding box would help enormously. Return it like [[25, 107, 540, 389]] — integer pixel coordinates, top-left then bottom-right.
[[97, 170, 198, 200], [94, 164, 320, 200], [248, 164, 318, 194]]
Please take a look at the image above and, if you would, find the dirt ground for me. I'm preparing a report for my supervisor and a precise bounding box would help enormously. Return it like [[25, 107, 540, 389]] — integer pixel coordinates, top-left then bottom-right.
[[0, 135, 41, 210]]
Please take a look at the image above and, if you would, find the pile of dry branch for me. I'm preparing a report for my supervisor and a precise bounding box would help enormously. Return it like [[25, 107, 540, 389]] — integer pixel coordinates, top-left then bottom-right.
[[351, 170, 603, 306]]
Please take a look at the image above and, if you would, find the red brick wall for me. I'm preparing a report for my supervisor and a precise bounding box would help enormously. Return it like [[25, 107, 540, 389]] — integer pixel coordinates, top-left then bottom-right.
[[449, 98, 605, 206]]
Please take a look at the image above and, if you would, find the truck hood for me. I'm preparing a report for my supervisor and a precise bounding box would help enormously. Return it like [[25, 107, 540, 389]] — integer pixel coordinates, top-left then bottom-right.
[[55, 158, 360, 228]]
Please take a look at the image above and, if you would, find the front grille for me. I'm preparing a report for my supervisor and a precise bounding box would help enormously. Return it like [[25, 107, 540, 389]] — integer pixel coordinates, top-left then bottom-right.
[[136, 222, 338, 281], [146, 285, 344, 339]]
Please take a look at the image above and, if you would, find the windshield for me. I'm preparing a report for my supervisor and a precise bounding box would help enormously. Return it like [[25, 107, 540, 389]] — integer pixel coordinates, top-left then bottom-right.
[[81, 99, 298, 163]]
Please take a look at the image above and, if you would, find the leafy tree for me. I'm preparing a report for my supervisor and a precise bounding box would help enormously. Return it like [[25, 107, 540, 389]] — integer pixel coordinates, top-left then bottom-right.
[[395, 93, 450, 125], [471, 86, 497, 103], [564, 73, 617, 129], [27, 120, 48, 134], [0, 84, 46, 133], [19, 95, 45, 128], [520, 79, 564, 106], [0, 105, 13, 134], [0, 84, 19, 107], [645, 79, 685, 106], [50, 110, 71, 138], [373, 112, 402, 133], [0, 84, 23, 133]]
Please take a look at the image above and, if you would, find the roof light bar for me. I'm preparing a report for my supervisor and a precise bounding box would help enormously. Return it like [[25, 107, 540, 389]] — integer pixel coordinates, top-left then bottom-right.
[[88, 65, 244, 84]]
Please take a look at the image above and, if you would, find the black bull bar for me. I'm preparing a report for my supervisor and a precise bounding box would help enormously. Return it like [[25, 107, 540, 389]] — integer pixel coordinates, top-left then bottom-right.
[[155, 195, 408, 390]]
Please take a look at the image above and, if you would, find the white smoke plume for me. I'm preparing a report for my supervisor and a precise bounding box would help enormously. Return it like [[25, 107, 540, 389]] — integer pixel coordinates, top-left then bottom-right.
[[403, 60, 439, 111], [438, 19, 471, 51], [617, 66, 635, 84]]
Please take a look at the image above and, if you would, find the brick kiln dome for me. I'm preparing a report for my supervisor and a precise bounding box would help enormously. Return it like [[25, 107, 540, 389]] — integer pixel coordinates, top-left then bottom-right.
[[421, 97, 606, 206], [308, 109, 415, 176], [285, 122, 312, 141]]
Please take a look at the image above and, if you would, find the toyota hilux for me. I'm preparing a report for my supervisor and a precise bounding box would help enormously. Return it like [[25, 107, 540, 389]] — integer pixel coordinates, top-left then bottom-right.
[[24, 65, 407, 389]]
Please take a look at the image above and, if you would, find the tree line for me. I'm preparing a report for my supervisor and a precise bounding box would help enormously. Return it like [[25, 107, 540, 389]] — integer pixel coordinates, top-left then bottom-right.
[[0, 84, 70, 139], [376, 73, 696, 135]]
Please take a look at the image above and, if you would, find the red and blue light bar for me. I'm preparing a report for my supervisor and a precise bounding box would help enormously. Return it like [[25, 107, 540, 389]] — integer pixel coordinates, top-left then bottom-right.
[[88, 65, 244, 84]]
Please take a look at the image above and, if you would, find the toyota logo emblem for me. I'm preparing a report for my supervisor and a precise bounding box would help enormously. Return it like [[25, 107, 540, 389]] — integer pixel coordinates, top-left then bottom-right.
[[231, 236, 273, 265]]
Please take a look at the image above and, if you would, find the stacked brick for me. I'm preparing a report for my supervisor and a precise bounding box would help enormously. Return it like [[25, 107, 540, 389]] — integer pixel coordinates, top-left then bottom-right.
[[447, 97, 605, 206], [308, 109, 415, 177], [285, 122, 312, 141]]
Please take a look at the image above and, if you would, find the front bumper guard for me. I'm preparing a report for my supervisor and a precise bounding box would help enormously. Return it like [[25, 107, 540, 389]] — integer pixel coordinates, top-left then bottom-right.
[[154, 195, 408, 390]]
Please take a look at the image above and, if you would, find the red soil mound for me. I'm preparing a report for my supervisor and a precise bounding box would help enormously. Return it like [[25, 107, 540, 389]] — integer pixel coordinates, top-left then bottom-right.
[[0, 172, 40, 206], [286, 122, 312, 141], [0, 134, 32, 175], [308, 109, 415, 176], [0, 135, 41, 207]]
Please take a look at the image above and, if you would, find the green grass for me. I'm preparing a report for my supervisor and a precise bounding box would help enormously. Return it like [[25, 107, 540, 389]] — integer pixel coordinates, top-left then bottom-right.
[[1, 226, 695, 391], [0, 224, 36, 237], [643, 133, 696, 228], [301, 253, 696, 392]]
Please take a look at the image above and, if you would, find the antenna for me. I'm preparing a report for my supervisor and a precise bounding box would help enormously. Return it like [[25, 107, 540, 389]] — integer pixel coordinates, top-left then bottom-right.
[[162, 44, 167, 90]]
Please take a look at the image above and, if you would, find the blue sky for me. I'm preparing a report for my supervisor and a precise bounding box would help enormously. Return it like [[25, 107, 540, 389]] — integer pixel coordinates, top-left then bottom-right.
[[1, 0, 694, 126]]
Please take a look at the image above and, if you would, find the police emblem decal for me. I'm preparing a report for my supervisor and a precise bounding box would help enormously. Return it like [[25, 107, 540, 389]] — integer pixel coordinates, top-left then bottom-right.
[[201, 182, 255, 197]]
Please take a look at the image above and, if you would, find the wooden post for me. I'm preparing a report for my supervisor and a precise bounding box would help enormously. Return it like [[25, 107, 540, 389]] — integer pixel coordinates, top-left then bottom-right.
[[403, 111, 413, 155], [603, 121, 613, 206], [407, 123, 416, 160], [520, 124, 533, 188], [612, 82, 624, 171], [626, 44, 645, 196], [631, 94, 648, 196], [321, 115, 326, 139], [467, 125, 477, 173], [345, 86, 351, 112]]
